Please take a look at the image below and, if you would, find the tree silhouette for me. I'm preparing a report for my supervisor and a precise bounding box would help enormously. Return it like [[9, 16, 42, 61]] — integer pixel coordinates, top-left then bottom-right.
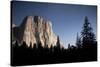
[[33, 43, 37, 49], [37, 41, 42, 49], [50, 45, 54, 52], [81, 16, 96, 48], [21, 41, 27, 48], [29, 42, 32, 48], [56, 36, 60, 49], [68, 43, 71, 49]]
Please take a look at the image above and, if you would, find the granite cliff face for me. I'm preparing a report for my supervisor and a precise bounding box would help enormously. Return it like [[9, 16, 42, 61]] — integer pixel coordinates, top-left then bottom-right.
[[12, 16, 63, 48]]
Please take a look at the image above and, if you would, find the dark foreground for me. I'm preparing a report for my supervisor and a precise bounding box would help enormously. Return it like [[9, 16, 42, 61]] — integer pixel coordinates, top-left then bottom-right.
[[11, 41, 97, 66]]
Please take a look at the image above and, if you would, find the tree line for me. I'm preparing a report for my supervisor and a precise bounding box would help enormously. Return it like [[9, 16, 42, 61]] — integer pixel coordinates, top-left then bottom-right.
[[11, 16, 97, 66]]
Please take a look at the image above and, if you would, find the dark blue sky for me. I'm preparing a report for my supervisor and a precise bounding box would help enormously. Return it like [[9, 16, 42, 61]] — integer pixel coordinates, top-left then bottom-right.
[[11, 1, 97, 48]]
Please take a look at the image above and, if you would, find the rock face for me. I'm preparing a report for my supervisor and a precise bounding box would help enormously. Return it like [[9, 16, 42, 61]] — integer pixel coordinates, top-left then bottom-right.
[[12, 16, 62, 48]]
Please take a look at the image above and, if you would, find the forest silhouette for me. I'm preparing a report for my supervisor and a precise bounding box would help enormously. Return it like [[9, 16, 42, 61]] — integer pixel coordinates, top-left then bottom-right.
[[11, 16, 97, 66]]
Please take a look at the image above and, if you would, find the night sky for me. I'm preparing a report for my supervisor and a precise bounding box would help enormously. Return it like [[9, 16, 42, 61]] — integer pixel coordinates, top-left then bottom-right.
[[11, 1, 97, 48]]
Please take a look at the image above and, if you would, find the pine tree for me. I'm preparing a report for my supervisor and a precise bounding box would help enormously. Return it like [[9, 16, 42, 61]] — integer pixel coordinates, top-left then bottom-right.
[[29, 42, 32, 48], [68, 43, 71, 49], [56, 36, 60, 49], [37, 41, 42, 49], [33, 43, 37, 49], [81, 16, 96, 48], [50, 45, 53, 52], [21, 41, 27, 48]]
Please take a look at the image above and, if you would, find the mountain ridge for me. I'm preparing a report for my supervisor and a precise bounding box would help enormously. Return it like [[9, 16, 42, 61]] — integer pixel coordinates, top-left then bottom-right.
[[12, 16, 63, 48]]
